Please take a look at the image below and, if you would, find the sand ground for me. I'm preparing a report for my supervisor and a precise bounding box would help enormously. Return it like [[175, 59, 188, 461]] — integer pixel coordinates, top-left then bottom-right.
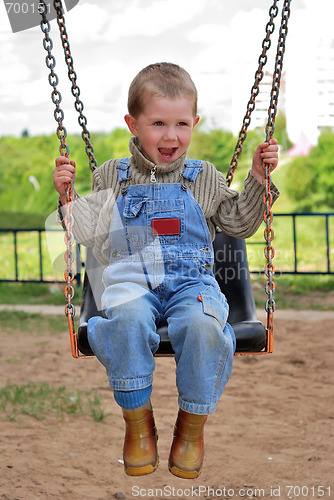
[[1, 307, 334, 499]]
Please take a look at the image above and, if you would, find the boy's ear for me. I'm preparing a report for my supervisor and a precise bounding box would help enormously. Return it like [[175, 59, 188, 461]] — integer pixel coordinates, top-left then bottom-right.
[[124, 114, 138, 136], [193, 115, 200, 129]]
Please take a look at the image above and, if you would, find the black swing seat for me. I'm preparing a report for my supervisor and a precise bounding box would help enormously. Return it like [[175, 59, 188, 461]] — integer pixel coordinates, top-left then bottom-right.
[[77, 231, 266, 356]]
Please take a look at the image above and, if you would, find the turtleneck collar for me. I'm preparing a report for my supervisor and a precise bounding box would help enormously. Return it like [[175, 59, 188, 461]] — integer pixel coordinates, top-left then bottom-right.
[[128, 136, 188, 175]]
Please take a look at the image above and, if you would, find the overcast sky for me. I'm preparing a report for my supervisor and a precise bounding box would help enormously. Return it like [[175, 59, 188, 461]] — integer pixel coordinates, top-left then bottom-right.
[[1, 0, 333, 144]]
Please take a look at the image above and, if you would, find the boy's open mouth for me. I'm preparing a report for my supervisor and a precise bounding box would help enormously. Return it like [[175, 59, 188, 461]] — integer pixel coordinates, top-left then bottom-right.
[[158, 147, 177, 158]]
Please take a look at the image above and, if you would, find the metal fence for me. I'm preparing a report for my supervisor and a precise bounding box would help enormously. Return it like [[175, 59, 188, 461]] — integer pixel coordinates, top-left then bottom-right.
[[247, 212, 334, 276], [0, 212, 333, 284], [0, 228, 82, 285]]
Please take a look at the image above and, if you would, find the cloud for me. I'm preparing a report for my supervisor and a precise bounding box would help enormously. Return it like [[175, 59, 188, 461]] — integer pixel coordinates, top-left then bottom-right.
[[103, 0, 205, 42], [188, 24, 231, 72], [65, 3, 109, 42]]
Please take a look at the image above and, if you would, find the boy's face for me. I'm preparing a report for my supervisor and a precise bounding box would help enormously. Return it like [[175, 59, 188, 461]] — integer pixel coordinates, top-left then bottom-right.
[[125, 96, 199, 166]]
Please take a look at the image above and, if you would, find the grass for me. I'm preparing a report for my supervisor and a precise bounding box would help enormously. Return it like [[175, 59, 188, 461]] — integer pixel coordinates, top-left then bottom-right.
[[0, 282, 82, 306], [0, 381, 109, 422], [252, 274, 334, 310], [0, 212, 46, 230]]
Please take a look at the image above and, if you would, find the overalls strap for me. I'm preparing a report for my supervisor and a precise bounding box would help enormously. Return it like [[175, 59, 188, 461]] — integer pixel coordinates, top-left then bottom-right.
[[183, 159, 203, 183], [116, 157, 131, 182]]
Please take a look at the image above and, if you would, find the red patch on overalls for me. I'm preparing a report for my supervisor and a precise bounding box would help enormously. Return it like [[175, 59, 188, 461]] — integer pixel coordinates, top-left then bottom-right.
[[152, 218, 180, 236]]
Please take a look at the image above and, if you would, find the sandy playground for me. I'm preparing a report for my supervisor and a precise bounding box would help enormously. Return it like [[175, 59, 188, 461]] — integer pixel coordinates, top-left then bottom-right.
[[1, 306, 334, 500]]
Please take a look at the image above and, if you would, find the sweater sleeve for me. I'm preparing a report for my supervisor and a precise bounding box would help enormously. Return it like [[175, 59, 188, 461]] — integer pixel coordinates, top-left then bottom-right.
[[211, 170, 280, 239]]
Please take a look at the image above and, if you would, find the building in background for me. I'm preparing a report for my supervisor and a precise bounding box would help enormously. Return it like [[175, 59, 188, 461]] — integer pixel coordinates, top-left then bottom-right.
[[232, 37, 334, 149], [316, 38, 334, 133]]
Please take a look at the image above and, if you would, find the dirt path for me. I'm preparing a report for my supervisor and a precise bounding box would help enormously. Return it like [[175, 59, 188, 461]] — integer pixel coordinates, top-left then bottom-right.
[[1, 308, 333, 499]]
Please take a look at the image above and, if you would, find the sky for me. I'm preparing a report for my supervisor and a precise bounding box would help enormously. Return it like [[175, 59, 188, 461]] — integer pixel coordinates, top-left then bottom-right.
[[1, 0, 333, 144]]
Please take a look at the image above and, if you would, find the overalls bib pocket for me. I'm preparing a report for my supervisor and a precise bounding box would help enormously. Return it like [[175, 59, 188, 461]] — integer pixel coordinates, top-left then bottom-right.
[[147, 198, 185, 243], [123, 196, 149, 249]]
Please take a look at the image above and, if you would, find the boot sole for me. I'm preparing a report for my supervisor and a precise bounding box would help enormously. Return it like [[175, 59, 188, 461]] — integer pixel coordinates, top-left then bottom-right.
[[168, 463, 202, 479], [125, 459, 159, 476]]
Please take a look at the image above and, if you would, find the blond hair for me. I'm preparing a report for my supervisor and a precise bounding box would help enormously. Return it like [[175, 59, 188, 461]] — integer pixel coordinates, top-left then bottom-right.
[[127, 63, 198, 118]]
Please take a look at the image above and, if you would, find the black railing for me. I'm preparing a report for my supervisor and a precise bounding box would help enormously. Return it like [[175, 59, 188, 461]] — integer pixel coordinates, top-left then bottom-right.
[[247, 213, 333, 276], [0, 228, 82, 285], [0, 212, 333, 283]]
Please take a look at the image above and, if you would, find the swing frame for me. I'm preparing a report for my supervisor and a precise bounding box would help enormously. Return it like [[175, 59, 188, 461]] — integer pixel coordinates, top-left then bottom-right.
[[39, 0, 291, 358]]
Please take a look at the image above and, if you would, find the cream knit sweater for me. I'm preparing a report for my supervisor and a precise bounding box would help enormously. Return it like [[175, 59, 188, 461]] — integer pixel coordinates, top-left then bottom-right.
[[59, 136, 279, 267]]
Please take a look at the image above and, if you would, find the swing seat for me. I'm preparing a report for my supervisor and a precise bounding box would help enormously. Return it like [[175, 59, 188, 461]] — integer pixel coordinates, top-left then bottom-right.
[[77, 231, 267, 356]]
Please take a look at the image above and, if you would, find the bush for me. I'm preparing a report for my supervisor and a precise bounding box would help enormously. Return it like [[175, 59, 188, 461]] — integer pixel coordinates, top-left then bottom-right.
[[284, 129, 334, 211], [0, 130, 131, 219]]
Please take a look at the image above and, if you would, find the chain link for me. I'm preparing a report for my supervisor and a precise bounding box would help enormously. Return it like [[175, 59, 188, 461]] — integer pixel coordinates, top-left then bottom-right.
[[40, 2, 69, 158], [226, 0, 279, 188], [53, 0, 97, 172]]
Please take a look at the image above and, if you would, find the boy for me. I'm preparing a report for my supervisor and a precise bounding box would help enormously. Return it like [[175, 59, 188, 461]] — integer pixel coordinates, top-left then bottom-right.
[[54, 62, 279, 478]]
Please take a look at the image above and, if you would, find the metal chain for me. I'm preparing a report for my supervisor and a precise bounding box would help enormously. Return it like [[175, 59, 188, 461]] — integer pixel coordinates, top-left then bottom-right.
[[39, 0, 76, 353], [263, 0, 291, 338], [39, 1, 69, 158], [226, 0, 279, 187], [53, 0, 97, 172]]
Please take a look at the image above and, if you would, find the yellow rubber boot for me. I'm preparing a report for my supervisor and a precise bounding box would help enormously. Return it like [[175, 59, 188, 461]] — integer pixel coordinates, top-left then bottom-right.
[[168, 409, 208, 479], [122, 407, 159, 476]]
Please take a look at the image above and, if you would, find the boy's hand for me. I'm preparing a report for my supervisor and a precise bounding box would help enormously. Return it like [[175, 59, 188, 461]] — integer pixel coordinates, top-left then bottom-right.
[[251, 138, 279, 182], [53, 156, 76, 204]]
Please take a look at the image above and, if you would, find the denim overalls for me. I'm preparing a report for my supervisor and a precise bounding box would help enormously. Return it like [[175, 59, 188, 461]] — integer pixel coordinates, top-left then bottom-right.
[[87, 158, 236, 414]]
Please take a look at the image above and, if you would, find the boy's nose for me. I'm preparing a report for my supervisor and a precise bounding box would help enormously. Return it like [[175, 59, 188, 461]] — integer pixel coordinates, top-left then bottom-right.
[[163, 127, 178, 141]]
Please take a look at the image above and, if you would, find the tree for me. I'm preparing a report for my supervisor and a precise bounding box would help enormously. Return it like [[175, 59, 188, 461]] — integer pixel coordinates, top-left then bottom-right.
[[272, 112, 293, 152], [284, 129, 334, 211], [188, 121, 235, 174]]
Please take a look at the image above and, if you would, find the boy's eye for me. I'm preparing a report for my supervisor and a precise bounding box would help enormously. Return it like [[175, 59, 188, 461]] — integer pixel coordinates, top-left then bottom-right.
[[178, 122, 188, 126], [154, 121, 164, 126]]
